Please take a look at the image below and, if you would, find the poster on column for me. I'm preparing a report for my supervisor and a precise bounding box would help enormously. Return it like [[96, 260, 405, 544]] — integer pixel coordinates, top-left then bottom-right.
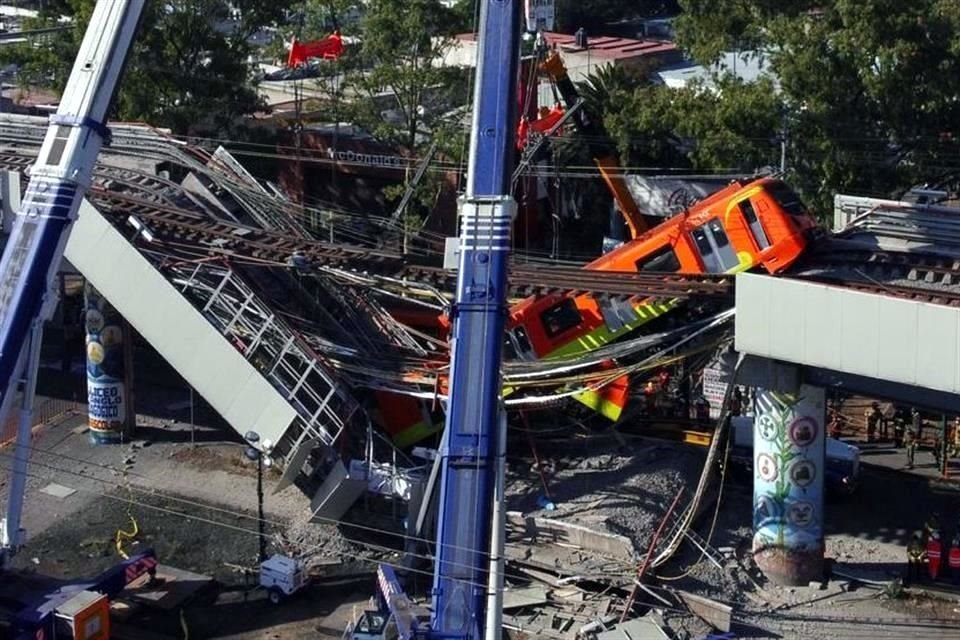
[[85, 283, 129, 440]]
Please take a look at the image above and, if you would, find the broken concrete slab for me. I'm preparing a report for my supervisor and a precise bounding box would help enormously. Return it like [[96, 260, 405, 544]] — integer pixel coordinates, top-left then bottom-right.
[[502, 584, 550, 610], [594, 615, 670, 639], [40, 483, 77, 499], [676, 589, 733, 632], [505, 512, 637, 561]]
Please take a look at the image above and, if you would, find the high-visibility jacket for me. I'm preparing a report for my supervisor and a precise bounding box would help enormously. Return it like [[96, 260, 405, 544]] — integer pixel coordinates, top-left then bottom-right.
[[928, 538, 943, 579], [949, 545, 960, 569]]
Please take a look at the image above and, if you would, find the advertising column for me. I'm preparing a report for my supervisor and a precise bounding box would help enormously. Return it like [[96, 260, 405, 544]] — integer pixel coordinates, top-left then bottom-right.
[[752, 384, 826, 585], [84, 283, 133, 443]]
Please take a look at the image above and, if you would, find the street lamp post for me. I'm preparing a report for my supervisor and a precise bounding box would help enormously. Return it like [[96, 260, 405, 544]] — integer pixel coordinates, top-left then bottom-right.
[[244, 430, 272, 564]]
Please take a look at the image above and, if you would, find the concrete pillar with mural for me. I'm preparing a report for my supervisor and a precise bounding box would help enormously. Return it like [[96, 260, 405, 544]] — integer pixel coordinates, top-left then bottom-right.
[[752, 383, 826, 585], [84, 282, 134, 443]]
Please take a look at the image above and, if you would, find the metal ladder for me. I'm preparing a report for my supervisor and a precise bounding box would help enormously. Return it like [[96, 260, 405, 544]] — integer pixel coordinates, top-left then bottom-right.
[[164, 259, 362, 469]]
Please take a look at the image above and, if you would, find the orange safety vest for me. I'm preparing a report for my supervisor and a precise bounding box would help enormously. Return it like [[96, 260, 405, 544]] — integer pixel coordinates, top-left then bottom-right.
[[949, 546, 960, 568]]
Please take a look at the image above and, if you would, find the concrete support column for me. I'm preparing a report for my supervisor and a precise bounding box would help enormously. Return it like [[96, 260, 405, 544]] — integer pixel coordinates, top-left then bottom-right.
[[1, 169, 21, 234], [84, 282, 134, 443], [752, 383, 826, 585]]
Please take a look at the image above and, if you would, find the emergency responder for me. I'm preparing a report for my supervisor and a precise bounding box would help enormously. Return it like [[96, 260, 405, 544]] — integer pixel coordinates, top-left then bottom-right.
[[865, 402, 881, 443], [905, 428, 917, 469], [894, 411, 906, 448], [927, 529, 943, 581], [906, 532, 926, 586], [912, 407, 923, 441], [949, 532, 960, 585], [925, 513, 942, 542]]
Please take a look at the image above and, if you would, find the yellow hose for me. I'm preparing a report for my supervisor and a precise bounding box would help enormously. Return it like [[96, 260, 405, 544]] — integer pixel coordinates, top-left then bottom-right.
[[115, 514, 139, 560]]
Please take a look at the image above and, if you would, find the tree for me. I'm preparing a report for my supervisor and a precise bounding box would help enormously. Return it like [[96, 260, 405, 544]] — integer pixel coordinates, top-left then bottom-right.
[[343, 0, 470, 220], [0, 0, 297, 136], [675, 1, 960, 213]]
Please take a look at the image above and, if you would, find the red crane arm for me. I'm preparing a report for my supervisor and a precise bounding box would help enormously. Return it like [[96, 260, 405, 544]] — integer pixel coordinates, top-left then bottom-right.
[[287, 31, 344, 68]]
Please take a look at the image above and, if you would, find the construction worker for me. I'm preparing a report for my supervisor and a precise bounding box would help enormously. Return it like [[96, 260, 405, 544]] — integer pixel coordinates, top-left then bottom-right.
[[865, 402, 881, 442], [828, 406, 842, 440], [906, 532, 926, 586], [949, 532, 960, 585], [644, 380, 657, 417], [904, 428, 917, 469], [694, 395, 710, 422], [952, 416, 960, 457], [730, 386, 744, 417], [927, 529, 943, 581], [933, 432, 943, 470]]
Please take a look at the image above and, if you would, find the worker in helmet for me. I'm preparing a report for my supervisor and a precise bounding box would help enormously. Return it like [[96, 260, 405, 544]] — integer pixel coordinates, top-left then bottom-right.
[[906, 531, 926, 586], [643, 379, 657, 417], [927, 529, 943, 581]]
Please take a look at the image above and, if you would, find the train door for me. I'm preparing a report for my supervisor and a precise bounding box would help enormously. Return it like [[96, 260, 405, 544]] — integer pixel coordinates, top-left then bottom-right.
[[690, 219, 738, 273]]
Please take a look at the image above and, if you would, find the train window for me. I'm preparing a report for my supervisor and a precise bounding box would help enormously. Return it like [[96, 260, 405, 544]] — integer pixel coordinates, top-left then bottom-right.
[[635, 246, 680, 273], [691, 219, 739, 272], [768, 183, 806, 216], [540, 299, 583, 338], [739, 199, 770, 249]]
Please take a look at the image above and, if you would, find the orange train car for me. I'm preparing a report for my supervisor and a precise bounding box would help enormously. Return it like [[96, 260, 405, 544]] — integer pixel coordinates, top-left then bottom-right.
[[505, 177, 818, 421]]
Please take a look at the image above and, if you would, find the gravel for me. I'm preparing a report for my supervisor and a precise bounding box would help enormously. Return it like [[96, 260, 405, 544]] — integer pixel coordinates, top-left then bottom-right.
[[505, 435, 707, 555]]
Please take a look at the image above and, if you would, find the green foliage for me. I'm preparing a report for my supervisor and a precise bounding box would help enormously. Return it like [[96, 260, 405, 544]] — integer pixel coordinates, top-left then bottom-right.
[[343, 0, 469, 219], [0, 0, 297, 136], [675, 0, 960, 214]]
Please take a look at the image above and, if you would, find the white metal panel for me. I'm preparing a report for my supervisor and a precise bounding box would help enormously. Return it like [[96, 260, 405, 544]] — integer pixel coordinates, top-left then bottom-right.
[[734, 272, 771, 357], [838, 290, 880, 379], [802, 282, 842, 371], [736, 272, 960, 395], [64, 200, 298, 443], [876, 296, 919, 386], [915, 303, 958, 393], [769, 277, 805, 362]]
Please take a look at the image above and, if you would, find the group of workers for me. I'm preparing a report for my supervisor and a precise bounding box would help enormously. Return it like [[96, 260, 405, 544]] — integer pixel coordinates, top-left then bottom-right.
[[855, 402, 960, 470], [906, 513, 960, 585], [642, 370, 750, 423]]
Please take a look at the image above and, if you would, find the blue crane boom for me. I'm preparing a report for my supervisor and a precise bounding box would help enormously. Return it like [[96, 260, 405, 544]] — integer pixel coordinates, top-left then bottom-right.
[[0, 0, 147, 565], [429, 1, 522, 637]]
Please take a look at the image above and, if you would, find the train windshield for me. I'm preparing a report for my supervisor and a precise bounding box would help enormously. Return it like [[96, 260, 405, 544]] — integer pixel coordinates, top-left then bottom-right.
[[540, 299, 583, 338], [635, 246, 680, 272], [767, 182, 807, 216]]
